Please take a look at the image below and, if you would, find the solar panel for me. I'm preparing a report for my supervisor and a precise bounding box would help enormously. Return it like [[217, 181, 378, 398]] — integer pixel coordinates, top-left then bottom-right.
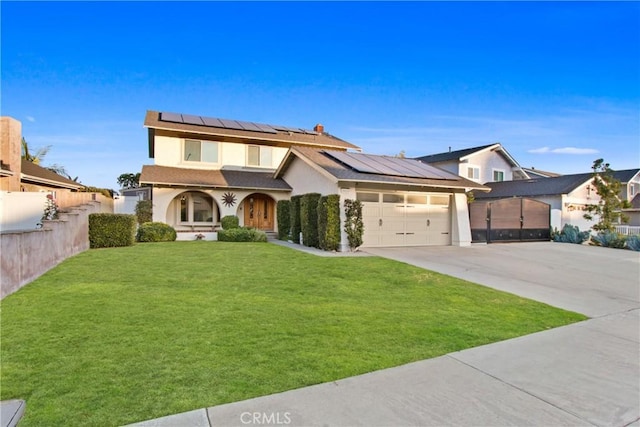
[[182, 114, 205, 126], [218, 119, 244, 131], [201, 116, 225, 128], [324, 151, 459, 180], [159, 112, 183, 123], [236, 120, 263, 133], [255, 123, 279, 134]]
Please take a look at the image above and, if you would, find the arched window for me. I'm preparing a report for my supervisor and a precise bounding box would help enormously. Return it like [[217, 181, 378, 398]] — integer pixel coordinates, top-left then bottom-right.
[[179, 192, 214, 224]]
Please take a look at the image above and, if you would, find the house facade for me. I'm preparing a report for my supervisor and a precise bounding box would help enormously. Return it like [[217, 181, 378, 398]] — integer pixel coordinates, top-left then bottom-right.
[[415, 143, 529, 184], [140, 111, 360, 239], [141, 110, 488, 248]]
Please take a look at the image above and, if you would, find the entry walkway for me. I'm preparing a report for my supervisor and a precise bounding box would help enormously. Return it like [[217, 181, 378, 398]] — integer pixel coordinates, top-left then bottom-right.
[[128, 243, 640, 427]]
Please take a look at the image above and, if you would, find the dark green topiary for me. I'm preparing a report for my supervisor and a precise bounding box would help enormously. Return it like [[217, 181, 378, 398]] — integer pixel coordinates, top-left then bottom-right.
[[276, 200, 291, 240], [289, 195, 302, 243], [89, 213, 136, 248], [221, 215, 240, 230], [591, 231, 627, 248], [217, 227, 267, 242], [136, 222, 177, 242], [552, 224, 590, 244], [135, 200, 152, 225], [317, 194, 341, 251], [344, 199, 364, 250], [300, 193, 321, 247]]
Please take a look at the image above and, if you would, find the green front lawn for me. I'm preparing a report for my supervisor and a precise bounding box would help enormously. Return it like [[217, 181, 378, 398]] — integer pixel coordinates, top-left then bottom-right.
[[0, 242, 586, 426]]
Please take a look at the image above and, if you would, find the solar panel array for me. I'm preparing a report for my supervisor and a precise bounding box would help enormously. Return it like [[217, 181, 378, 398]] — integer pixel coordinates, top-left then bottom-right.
[[324, 151, 460, 181], [159, 112, 317, 135]]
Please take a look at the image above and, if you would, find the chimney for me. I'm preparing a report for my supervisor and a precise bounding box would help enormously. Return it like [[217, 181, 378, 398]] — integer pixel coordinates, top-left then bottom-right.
[[314, 123, 324, 133]]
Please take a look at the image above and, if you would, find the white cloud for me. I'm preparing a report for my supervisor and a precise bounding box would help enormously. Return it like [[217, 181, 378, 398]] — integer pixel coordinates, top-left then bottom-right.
[[26, 116, 35, 122], [528, 147, 599, 155]]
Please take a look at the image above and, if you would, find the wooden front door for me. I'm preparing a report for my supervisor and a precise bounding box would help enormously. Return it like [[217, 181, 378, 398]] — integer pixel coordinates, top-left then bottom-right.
[[244, 195, 274, 230]]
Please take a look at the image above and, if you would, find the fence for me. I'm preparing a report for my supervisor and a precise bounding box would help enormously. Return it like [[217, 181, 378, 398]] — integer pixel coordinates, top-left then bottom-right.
[[614, 225, 640, 236], [1, 201, 103, 299]]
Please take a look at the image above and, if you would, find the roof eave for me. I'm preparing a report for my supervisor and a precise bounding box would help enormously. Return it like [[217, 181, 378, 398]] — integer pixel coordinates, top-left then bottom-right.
[[21, 173, 85, 190]]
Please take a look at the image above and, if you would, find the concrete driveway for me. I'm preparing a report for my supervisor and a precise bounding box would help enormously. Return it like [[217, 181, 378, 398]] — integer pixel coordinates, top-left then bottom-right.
[[129, 242, 640, 427], [366, 241, 640, 318]]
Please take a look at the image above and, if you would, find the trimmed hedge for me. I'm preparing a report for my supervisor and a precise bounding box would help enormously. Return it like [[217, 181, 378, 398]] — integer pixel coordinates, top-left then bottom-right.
[[221, 215, 240, 230], [135, 200, 152, 225], [318, 194, 341, 251], [277, 200, 291, 240], [300, 193, 321, 247], [136, 222, 177, 242], [217, 227, 267, 242], [289, 195, 302, 243], [344, 199, 364, 250], [89, 213, 136, 248]]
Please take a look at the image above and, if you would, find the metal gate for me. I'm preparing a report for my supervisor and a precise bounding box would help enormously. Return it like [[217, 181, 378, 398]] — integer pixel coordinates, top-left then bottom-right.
[[470, 198, 550, 243]]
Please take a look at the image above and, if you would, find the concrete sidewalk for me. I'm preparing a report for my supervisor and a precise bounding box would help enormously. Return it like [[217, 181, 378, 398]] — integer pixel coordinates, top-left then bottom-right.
[[128, 243, 640, 427]]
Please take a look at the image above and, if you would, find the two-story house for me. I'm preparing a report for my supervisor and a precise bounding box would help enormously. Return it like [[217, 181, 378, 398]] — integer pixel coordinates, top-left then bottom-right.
[[140, 110, 489, 248], [415, 143, 529, 183], [139, 111, 359, 236]]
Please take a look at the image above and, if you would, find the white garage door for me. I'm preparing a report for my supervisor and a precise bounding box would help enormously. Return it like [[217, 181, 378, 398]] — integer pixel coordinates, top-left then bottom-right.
[[358, 192, 451, 247]]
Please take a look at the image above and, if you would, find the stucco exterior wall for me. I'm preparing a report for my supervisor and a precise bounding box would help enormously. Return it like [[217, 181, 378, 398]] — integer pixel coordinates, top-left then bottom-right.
[[1, 201, 99, 299], [153, 135, 288, 170], [281, 157, 338, 196], [464, 149, 515, 183]]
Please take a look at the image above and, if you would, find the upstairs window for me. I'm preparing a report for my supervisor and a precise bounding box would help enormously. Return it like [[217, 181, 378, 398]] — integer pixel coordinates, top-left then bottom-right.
[[247, 145, 273, 167], [184, 140, 218, 163], [493, 170, 505, 182], [467, 166, 480, 181]]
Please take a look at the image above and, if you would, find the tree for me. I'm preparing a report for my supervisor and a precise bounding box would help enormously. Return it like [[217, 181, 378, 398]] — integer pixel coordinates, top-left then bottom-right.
[[21, 137, 71, 177], [117, 173, 141, 189], [583, 159, 630, 232], [21, 137, 50, 165]]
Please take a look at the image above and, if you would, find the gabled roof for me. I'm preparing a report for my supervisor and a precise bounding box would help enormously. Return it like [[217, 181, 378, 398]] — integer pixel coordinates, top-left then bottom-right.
[[144, 110, 361, 157], [475, 169, 639, 199], [415, 144, 496, 163], [615, 168, 640, 183], [20, 160, 84, 190], [139, 165, 291, 192], [415, 143, 528, 179], [276, 147, 489, 192]]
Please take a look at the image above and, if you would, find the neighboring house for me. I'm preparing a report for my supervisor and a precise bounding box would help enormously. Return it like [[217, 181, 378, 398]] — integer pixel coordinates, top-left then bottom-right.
[[474, 169, 640, 231], [140, 110, 488, 248], [19, 159, 85, 192], [415, 143, 529, 184], [276, 147, 488, 249], [140, 110, 360, 236], [618, 169, 640, 227]]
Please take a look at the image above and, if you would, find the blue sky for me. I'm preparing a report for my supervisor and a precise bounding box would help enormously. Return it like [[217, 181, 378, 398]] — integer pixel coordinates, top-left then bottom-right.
[[2, 1, 639, 190]]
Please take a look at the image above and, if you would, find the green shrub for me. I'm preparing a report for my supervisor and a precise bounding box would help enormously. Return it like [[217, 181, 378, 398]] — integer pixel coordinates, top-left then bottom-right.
[[344, 199, 364, 250], [626, 235, 640, 251], [289, 195, 302, 243], [318, 194, 341, 251], [300, 193, 321, 247], [89, 213, 136, 248], [591, 231, 627, 249], [221, 215, 240, 230], [217, 227, 267, 242], [277, 200, 291, 240], [552, 224, 590, 244], [136, 222, 177, 242], [135, 200, 152, 225]]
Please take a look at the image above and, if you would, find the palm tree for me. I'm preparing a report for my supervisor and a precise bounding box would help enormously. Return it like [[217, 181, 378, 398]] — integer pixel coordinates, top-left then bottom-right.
[[21, 138, 70, 177]]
